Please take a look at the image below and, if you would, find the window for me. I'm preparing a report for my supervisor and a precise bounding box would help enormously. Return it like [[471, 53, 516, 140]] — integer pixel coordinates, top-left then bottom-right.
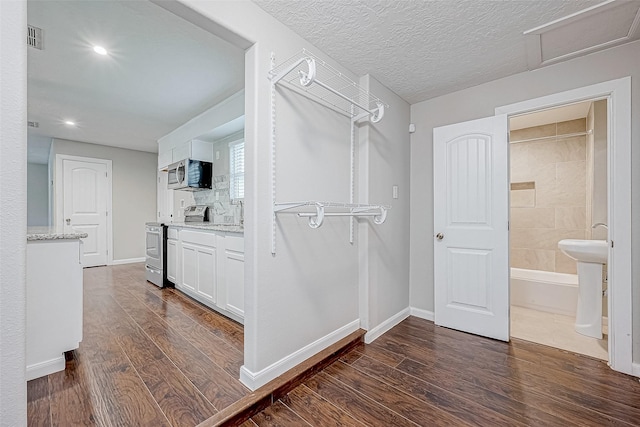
[[229, 139, 244, 200]]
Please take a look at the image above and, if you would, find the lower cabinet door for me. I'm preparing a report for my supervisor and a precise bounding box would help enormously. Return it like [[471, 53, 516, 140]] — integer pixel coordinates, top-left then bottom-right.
[[167, 239, 178, 284], [180, 241, 216, 305], [196, 245, 216, 304], [224, 249, 244, 317], [180, 242, 198, 293]]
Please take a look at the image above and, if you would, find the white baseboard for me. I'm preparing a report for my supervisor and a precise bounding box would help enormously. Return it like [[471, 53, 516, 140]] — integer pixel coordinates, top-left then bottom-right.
[[632, 363, 640, 378], [410, 307, 434, 321], [239, 319, 360, 391], [365, 307, 410, 344], [111, 257, 145, 265], [26, 356, 65, 381]]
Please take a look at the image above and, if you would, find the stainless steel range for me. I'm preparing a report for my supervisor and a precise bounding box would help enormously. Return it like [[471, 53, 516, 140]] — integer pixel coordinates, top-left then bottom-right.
[[145, 222, 167, 287]]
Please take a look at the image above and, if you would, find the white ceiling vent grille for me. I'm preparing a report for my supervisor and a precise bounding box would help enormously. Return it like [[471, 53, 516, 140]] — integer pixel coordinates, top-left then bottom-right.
[[524, 0, 640, 69], [27, 25, 43, 50]]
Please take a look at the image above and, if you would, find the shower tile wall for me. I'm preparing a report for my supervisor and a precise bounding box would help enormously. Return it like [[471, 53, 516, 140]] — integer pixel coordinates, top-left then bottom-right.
[[510, 119, 587, 274]]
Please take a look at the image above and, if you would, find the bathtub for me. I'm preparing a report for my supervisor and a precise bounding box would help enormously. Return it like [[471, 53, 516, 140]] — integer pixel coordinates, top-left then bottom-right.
[[510, 267, 579, 317]]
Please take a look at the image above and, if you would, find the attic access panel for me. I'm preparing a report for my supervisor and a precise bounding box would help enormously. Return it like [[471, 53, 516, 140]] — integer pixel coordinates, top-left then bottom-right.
[[524, 0, 640, 69]]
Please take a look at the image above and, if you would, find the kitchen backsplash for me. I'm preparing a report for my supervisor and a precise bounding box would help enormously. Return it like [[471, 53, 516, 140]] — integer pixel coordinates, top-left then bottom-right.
[[193, 175, 243, 225], [192, 130, 244, 225]]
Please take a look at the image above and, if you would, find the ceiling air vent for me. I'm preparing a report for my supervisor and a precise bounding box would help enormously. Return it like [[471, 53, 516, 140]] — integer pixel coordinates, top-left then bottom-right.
[[27, 25, 43, 50], [28, 121, 39, 128]]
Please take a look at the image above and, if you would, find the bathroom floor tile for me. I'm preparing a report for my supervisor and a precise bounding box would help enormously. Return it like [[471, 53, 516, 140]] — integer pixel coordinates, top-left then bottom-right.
[[510, 306, 608, 360]]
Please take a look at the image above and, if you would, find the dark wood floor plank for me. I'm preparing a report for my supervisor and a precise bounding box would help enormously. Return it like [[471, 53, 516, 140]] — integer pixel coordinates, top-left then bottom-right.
[[251, 401, 312, 427], [113, 292, 249, 410], [124, 283, 245, 377], [136, 359, 218, 427], [280, 384, 365, 427], [27, 376, 51, 427], [382, 325, 640, 423], [324, 361, 471, 427], [47, 351, 111, 426], [305, 371, 420, 427], [350, 354, 530, 427], [29, 264, 249, 426]]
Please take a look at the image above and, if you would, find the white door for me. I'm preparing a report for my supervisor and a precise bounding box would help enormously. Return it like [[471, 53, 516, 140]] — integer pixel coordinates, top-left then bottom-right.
[[433, 115, 509, 341], [62, 159, 108, 267]]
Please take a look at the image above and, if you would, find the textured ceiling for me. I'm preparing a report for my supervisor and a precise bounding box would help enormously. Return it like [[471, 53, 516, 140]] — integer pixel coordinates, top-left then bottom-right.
[[253, 0, 606, 104], [27, 0, 244, 161]]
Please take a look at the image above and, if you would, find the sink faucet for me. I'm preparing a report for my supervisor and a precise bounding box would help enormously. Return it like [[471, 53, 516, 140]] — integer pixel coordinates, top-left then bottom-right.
[[592, 222, 608, 230]]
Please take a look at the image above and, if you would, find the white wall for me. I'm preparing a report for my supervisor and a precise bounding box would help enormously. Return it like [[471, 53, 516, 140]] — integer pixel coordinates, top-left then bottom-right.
[[158, 90, 244, 153], [27, 163, 49, 226], [0, 0, 27, 424], [409, 40, 640, 359], [359, 75, 411, 340], [50, 139, 157, 261], [161, 0, 410, 389]]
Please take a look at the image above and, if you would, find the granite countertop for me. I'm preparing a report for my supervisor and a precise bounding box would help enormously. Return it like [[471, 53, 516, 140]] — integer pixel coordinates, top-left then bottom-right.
[[168, 222, 244, 233], [27, 226, 88, 241]]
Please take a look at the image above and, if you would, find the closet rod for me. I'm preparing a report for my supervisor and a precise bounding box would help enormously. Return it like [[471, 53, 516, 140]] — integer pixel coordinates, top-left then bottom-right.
[[303, 72, 382, 118], [510, 130, 592, 144]]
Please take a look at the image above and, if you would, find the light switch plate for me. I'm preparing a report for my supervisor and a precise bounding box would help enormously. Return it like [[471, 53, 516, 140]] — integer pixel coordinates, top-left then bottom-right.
[[392, 185, 399, 199]]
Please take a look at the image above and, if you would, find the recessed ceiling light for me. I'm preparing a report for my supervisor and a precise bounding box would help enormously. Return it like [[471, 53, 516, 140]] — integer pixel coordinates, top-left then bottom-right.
[[64, 120, 76, 126], [93, 45, 108, 56]]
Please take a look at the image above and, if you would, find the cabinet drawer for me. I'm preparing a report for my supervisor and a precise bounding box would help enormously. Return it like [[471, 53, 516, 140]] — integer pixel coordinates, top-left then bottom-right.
[[167, 228, 179, 240], [225, 234, 244, 253], [180, 229, 216, 247]]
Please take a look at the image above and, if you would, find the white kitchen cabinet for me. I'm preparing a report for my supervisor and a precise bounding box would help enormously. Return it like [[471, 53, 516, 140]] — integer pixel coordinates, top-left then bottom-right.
[[221, 234, 244, 317], [167, 236, 179, 285], [179, 230, 217, 306], [168, 226, 243, 323], [173, 139, 214, 163], [158, 150, 173, 171], [26, 238, 83, 380]]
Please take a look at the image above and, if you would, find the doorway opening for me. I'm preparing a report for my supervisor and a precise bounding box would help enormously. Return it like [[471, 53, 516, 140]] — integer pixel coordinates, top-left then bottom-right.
[[508, 100, 608, 360], [496, 77, 632, 375]]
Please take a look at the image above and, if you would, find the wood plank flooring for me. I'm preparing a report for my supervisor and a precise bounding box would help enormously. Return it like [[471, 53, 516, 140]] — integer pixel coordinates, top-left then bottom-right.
[[250, 316, 640, 427], [28, 264, 640, 426], [27, 263, 248, 427]]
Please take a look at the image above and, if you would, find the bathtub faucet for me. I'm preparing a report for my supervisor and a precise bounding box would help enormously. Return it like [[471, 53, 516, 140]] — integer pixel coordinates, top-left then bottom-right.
[[591, 222, 608, 230]]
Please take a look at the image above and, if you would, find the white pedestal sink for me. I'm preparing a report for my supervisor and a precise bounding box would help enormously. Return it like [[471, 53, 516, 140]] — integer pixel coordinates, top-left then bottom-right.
[[558, 239, 608, 339]]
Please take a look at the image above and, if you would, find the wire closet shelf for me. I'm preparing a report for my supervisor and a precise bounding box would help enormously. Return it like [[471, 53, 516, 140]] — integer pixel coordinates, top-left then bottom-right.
[[268, 48, 388, 121], [269, 49, 391, 253]]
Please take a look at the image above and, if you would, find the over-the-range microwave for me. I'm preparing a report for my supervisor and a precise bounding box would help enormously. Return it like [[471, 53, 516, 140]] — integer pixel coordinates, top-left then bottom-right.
[[167, 159, 213, 191]]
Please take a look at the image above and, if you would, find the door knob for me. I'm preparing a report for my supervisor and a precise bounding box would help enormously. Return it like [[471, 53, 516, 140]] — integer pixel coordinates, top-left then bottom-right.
[[66, 218, 71, 225], [436, 232, 444, 240]]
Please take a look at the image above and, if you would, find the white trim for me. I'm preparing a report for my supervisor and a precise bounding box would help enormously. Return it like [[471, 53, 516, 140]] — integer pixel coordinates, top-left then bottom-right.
[[523, 1, 640, 69], [112, 257, 145, 265], [239, 319, 360, 390], [632, 363, 640, 378], [55, 154, 114, 266], [26, 356, 65, 381], [365, 308, 410, 344], [496, 77, 633, 376], [410, 307, 435, 322]]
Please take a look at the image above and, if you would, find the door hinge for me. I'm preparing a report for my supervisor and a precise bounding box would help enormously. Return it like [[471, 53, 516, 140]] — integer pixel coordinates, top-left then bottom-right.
[[611, 240, 614, 248], [508, 221, 510, 231], [106, 211, 109, 217], [105, 172, 108, 178]]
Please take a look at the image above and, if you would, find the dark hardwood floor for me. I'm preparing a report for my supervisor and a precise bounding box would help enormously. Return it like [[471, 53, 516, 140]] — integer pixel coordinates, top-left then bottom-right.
[[27, 263, 248, 427], [28, 264, 640, 426], [250, 316, 640, 427]]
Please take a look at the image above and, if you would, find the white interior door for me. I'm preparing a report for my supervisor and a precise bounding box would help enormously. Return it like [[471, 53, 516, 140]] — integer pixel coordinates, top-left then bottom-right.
[[433, 115, 509, 341], [62, 159, 108, 267]]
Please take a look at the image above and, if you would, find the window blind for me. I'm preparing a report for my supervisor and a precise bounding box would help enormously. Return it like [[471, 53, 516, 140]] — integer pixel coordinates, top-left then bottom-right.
[[229, 140, 244, 200]]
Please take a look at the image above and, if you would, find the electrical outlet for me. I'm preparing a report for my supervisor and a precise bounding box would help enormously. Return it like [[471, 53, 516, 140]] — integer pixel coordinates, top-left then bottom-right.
[[180, 199, 185, 208], [392, 185, 399, 199], [216, 151, 220, 160]]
